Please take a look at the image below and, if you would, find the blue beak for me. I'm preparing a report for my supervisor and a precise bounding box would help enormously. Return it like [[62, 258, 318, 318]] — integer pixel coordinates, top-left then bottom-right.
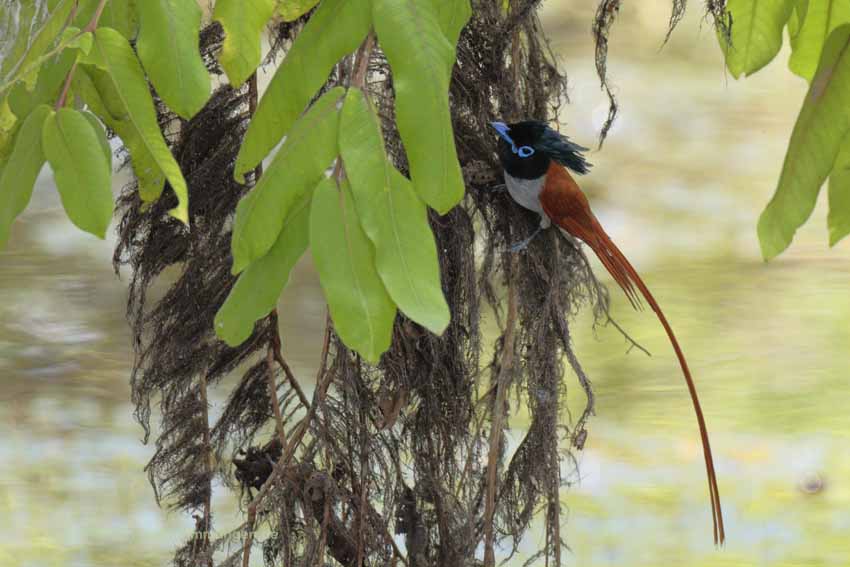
[[491, 121, 519, 153]]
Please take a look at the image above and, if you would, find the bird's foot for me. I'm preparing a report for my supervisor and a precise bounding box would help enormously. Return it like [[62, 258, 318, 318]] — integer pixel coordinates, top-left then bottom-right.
[[506, 226, 543, 253], [508, 236, 534, 253], [491, 183, 507, 193]]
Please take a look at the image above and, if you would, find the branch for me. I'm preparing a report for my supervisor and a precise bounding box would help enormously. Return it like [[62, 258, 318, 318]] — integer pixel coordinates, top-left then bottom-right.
[[483, 258, 520, 567], [265, 322, 287, 448], [197, 371, 213, 567], [241, 314, 335, 567], [55, 0, 110, 109], [240, 31, 383, 567]]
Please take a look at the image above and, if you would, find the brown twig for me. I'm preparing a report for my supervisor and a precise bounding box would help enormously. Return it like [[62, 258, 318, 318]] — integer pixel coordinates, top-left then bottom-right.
[[198, 370, 213, 567], [242, 314, 334, 567], [266, 324, 287, 449], [355, 359, 369, 567], [85, 0, 110, 32], [55, 60, 77, 109], [56, 0, 110, 109], [272, 334, 312, 410], [241, 30, 382, 567], [483, 259, 520, 566], [317, 487, 332, 567]]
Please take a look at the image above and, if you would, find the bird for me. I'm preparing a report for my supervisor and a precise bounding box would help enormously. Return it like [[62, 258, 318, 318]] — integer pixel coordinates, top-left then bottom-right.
[[490, 119, 725, 545]]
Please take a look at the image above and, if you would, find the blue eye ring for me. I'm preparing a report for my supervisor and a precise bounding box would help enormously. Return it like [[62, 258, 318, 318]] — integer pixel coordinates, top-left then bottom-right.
[[517, 145, 535, 158], [491, 122, 536, 159]]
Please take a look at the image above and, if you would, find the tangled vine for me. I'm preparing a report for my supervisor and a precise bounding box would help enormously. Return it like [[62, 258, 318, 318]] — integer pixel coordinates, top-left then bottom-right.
[[111, 1, 729, 565]]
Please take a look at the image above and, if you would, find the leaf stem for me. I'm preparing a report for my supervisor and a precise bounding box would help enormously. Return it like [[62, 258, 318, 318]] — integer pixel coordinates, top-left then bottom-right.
[[55, 60, 77, 109], [84, 0, 110, 33], [54, 0, 110, 109]]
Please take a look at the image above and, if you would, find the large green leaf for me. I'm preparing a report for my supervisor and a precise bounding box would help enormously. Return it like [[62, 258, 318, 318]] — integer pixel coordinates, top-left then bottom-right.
[[213, 0, 277, 88], [0, 104, 51, 248], [81, 27, 188, 223], [787, 0, 809, 40], [73, 66, 164, 202], [828, 134, 850, 245], [42, 108, 113, 238], [75, 0, 138, 39], [278, 0, 321, 21], [311, 176, 396, 363], [231, 87, 343, 274], [0, 98, 18, 160], [215, 192, 312, 346], [758, 25, 850, 259], [135, 0, 210, 119], [233, 0, 370, 182], [434, 0, 471, 46], [721, 0, 794, 78], [81, 110, 112, 170], [789, 0, 850, 81], [0, 0, 74, 93], [372, 0, 466, 214], [339, 88, 449, 334], [8, 48, 77, 120], [99, 0, 138, 39]]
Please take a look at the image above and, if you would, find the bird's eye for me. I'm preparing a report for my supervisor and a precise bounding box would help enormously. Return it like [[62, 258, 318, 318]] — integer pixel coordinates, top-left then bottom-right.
[[517, 146, 535, 158]]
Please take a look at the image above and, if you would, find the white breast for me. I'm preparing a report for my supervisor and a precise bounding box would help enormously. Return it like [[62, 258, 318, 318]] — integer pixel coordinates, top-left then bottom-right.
[[504, 171, 550, 228]]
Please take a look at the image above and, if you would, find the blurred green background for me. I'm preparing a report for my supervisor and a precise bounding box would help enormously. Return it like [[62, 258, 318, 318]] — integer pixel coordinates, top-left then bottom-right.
[[2, 3, 849, 566]]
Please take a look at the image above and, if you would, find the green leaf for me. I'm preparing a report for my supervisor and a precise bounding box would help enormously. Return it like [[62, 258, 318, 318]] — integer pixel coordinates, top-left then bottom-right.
[[721, 0, 794, 78], [101, 0, 138, 39], [372, 0, 466, 214], [278, 0, 321, 21], [434, 0, 471, 46], [76, 0, 138, 38], [311, 176, 396, 362], [0, 0, 75, 92], [231, 87, 343, 274], [788, 0, 810, 40], [213, 0, 276, 88], [42, 108, 113, 238], [73, 66, 164, 202], [789, 0, 850, 81], [81, 110, 112, 169], [758, 25, 850, 259], [0, 98, 18, 160], [234, 0, 370, 182], [8, 48, 77, 120], [0, 104, 51, 248], [81, 27, 188, 223], [828, 134, 850, 245], [215, 192, 312, 346], [135, 0, 210, 119], [339, 88, 449, 334], [60, 27, 93, 54]]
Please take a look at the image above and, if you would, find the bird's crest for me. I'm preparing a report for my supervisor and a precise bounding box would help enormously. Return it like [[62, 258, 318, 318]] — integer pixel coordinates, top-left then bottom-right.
[[533, 121, 592, 175]]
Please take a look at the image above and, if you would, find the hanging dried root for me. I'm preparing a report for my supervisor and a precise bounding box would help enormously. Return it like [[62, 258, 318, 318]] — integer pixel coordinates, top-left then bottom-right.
[[113, 1, 730, 565]]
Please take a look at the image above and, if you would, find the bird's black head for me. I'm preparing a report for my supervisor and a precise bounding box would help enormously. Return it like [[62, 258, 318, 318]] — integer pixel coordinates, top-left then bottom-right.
[[491, 120, 592, 180]]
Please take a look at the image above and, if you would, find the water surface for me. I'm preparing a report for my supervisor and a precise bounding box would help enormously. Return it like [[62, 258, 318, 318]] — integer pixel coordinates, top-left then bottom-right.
[[2, 4, 849, 565]]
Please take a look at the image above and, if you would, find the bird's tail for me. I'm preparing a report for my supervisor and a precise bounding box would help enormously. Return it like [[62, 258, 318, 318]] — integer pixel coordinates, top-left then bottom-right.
[[571, 218, 725, 546]]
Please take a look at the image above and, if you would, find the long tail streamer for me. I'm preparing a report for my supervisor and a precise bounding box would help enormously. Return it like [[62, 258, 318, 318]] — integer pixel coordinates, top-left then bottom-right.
[[563, 215, 725, 545]]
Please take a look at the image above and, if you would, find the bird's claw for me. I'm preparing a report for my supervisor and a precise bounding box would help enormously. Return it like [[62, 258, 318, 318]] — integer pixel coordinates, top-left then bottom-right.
[[505, 226, 543, 253], [507, 237, 534, 253]]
